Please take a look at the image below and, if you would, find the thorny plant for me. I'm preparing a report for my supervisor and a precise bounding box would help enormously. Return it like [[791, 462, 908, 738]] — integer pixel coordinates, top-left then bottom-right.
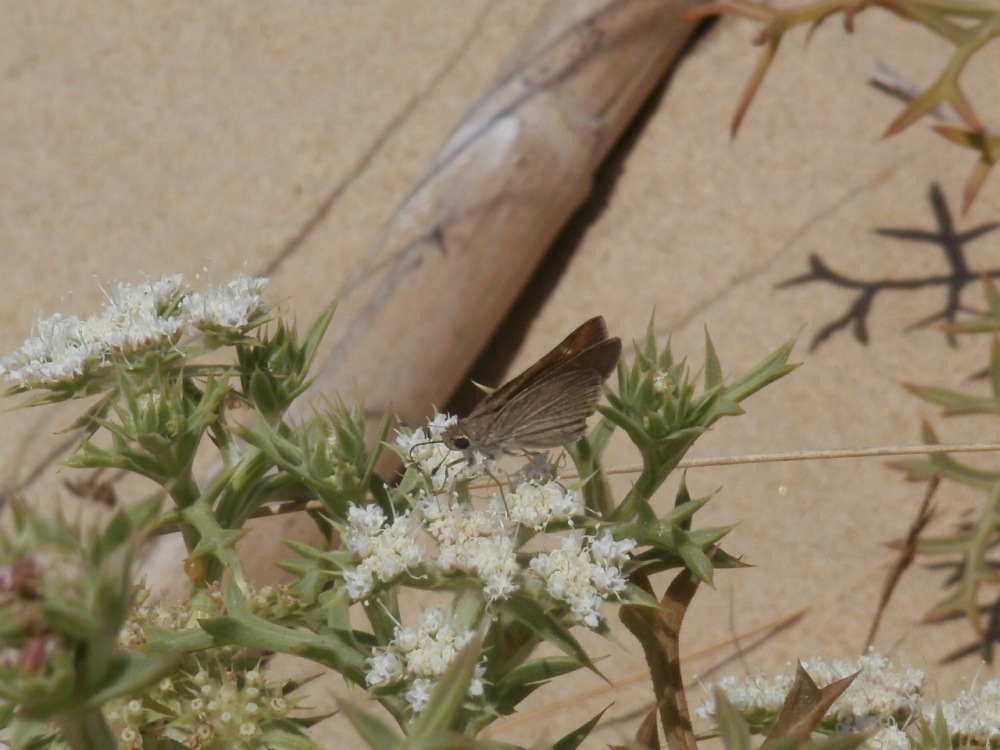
[[688, 0, 1000, 213], [888, 276, 1000, 656], [2, 273, 1000, 750], [0, 271, 796, 749], [692, 282, 1000, 750]]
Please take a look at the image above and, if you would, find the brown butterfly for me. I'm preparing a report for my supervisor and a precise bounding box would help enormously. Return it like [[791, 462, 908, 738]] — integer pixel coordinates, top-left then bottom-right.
[[441, 316, 621, 457]]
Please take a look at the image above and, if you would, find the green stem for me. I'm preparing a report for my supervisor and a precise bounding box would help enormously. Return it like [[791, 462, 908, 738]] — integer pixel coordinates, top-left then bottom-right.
[[623, 466, 665, 516], [57, 706, 117, 750], [165, 469, 201, 510], [210, 419, 242, 470], [568, 439, 607, 517], [183, 500, 250, 590], [616, 448, 687, 521], [213, 446, 271, 528]]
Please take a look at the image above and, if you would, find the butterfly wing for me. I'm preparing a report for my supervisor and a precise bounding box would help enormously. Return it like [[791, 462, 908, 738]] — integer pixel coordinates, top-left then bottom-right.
[[484, 362, 611, 450], [465, 316, 611, 420]]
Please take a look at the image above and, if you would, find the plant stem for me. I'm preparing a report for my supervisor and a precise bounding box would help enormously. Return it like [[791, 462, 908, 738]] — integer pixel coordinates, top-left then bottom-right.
[[57, 706, 117, 750]]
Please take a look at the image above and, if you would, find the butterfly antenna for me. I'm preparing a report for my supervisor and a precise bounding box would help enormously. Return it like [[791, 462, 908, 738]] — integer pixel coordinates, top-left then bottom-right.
[[495, 474, 510, 514]]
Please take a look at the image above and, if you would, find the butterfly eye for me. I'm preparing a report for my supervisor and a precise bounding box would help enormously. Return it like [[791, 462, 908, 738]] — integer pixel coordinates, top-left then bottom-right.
[[452, 436, 471, 450]]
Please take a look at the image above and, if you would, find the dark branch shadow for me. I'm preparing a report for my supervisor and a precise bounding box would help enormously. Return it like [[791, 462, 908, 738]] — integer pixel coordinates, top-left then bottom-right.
[[921, 535, 1000, 663], [778, 184, 1000, 351]]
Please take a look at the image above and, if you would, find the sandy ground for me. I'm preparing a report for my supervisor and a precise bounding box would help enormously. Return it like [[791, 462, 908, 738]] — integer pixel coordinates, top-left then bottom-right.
[[2, 2, 1000, 747]]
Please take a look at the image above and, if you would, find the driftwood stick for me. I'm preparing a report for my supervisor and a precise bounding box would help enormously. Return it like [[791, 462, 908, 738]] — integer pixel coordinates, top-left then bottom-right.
[[292, 0, 700, 429]]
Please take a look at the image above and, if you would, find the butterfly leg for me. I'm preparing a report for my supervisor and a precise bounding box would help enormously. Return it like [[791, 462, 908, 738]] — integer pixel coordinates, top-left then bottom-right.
[[510, 450, 558, 487]]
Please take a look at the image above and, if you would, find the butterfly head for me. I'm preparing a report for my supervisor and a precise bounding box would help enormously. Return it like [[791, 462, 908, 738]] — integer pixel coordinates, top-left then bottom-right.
[[440, 423, 472, 453]]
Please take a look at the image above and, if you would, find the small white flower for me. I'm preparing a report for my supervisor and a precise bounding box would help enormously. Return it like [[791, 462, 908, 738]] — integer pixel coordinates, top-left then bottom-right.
[[800, 653, 924, 723], [652, 370, 674, 394], [504, 480, 583, 530], [935, 677, 1000, 742], [699, 653, 925, 737], [343, 564, 374, 600], [345, 504, 387, 552], [589, 530, 637, 565], [393, 625, 419, 653], [0, 273, 269, 388], [405, 678, 435, 714], [528, 530, 633, 628], [864, 724, 910, 750], [418, 607, 447, 632], [363, 606, 485, 715], [696, 671, 793, 722], [342, 504, 425, 593], [365, 651, 403, 686], [97, 274, 187, 351], [419, 496, 519, 600], [183, 275, 267, 329], [469, 663, 486, 698], [0, 313, 91, 385], [119, 727, 139, 744]]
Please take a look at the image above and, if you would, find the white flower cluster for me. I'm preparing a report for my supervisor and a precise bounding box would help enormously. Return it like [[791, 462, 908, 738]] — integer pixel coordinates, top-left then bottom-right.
[[695, 671, 792, 724], [528, 531, 634, 629], [107, 660, 291, 748], [0, 273, 268, 388], [344, 484, 589, 606], [355, 417, 639, 710], [385, 416, 634, 624], [365, 606, 484, 714], [936, 678, 1000, 743], [420, 495, 520, 601], [503, 479, 583, 530], [862, 725, 912, 750], [801, 653, 924, 725], [697, 653, 925, 749], [182, 275, 268, 329], [342, 504, 424, 600]]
